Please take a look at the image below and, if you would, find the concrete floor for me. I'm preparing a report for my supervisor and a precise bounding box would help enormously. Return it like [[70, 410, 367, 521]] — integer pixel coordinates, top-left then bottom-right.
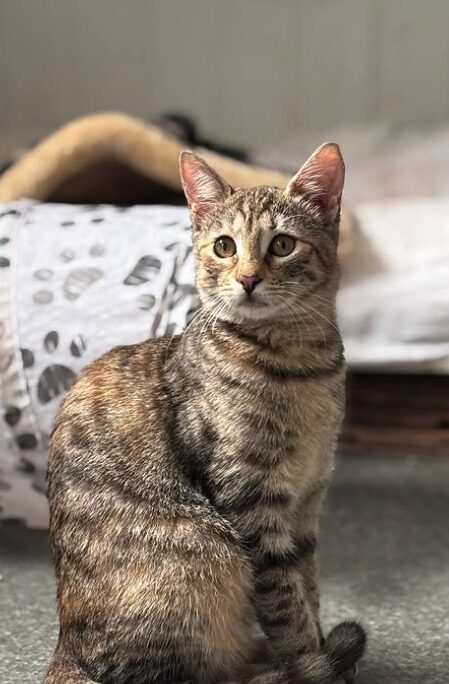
[[1, 453, 448, 684]]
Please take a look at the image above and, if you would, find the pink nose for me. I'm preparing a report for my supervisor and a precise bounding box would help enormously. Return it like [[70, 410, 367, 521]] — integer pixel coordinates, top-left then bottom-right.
[[237, 275, 262, 294]]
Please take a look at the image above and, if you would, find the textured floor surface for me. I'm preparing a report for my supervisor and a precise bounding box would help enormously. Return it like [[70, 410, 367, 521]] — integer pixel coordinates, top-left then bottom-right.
[[1, 453, 448, 684]]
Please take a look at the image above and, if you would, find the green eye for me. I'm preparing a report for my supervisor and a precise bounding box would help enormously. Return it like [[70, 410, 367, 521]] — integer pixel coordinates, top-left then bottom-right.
[[214, 236, 236, 258], [269, 234, 296, 257]]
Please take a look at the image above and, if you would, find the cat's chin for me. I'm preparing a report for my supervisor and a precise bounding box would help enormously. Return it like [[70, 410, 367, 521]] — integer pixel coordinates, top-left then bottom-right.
[[235, 304, 272, 321], [201, 295, 279, 323], [228, 300, 280, 323]]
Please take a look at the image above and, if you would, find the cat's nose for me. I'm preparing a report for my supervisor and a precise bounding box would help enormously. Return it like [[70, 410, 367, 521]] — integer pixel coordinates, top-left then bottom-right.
[[237, 275, 263, 294]]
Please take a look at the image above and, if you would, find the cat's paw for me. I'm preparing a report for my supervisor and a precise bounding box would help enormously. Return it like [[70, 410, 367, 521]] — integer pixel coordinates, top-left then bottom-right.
[[342, 663, 358, 683], [335, 671, 357, 684], [323, 621, 366, 680]]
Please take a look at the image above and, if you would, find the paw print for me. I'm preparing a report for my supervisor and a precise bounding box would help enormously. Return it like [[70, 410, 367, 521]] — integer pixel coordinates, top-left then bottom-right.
[[32, 242, 107, 304], [124, 255, 164, 311], [123, 255, 161, 285], [5, 332, 87, 456], [21, 330, 87, 404], [0, 234, 10, 268]]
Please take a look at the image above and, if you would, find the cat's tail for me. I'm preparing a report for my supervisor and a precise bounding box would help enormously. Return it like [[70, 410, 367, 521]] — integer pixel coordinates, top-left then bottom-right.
[[44, 647, 98, 684], [44, 622, 365, 684], [245, 621, 366, 684]]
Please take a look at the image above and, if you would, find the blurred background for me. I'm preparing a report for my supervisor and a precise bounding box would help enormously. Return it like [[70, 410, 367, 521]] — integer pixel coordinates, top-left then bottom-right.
[[2, 0, 449, 453], [1, 0, 449, 147], [1, 2, 448, 684]]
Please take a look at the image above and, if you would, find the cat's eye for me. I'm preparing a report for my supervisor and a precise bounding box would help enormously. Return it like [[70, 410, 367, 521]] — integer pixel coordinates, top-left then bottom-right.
[[269, 234, 296, 257], [214, 236, 236, 258]]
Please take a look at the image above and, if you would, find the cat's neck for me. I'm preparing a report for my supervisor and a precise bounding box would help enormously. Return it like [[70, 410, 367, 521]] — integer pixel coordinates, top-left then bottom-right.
[[203, 301, 339, 348], [178, 306, 343, 380]]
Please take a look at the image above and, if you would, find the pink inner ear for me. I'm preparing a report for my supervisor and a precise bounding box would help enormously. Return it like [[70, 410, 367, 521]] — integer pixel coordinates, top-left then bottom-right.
[[180, 152, 230, 218], [287, 143, 345, 218]]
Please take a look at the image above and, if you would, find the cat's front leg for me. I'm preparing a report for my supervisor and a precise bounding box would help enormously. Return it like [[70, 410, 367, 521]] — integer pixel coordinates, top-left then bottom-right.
[[292, 484, 329, 643], [250, 485, 329, 658], [252, 539, 322, 659], [217, 480, 324, 659], [292, 535, 323, 642]]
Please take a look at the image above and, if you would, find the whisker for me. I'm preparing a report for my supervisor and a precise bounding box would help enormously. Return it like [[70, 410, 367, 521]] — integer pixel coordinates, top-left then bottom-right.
[[268, 285, 335, 344]]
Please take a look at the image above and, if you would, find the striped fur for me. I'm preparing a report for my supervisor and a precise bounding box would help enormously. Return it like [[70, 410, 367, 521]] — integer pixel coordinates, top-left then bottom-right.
[[45, 145, 365, 684]]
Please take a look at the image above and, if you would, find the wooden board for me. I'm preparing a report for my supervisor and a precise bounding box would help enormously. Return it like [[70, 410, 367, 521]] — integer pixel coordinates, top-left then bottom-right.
[[342, 373, 449, 456]]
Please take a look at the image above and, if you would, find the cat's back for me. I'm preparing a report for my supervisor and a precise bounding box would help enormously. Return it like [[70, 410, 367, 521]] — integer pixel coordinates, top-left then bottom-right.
[[48, 335, 181, 488]]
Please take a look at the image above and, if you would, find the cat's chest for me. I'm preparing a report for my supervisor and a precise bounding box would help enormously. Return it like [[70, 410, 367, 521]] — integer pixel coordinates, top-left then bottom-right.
[[200, 374, 344, 502], [220, 375, 339, 439]]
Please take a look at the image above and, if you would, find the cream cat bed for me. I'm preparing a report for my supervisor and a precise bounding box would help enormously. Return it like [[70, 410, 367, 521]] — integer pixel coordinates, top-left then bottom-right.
[[0, 113, 289, 203], [0, 112, 354, 257]]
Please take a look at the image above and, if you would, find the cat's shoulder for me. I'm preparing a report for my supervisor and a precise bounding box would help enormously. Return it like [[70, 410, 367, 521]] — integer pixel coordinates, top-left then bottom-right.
[[55, 335, 179, 419], [77, 337, 165, 382]]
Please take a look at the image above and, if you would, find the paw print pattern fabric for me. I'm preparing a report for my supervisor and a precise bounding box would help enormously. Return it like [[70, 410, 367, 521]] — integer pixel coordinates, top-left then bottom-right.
[[0, 200, 197, 526]]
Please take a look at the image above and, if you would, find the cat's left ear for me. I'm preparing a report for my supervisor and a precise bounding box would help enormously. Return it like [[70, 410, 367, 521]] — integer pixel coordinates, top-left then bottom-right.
[[286, 142, 345, 222], [179, 151, 232, 221]]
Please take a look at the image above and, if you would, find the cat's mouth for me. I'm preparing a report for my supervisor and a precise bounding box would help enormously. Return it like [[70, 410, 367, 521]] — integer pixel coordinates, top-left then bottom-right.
[[232, 293, 275, 320], [237, 293, 269, 308], [203, 292, 275, 322]]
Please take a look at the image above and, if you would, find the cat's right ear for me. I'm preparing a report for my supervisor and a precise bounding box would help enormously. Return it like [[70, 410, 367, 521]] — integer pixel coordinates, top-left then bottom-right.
[[179, 151, 232, 221], [286, 143, 345, 223]]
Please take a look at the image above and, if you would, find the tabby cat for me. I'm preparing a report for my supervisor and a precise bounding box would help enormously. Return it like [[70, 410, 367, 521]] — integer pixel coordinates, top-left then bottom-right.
[[45, 143, 366, 684]]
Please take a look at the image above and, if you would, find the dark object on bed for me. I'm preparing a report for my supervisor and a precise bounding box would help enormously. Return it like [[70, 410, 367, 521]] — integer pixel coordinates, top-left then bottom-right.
[[151, 112, 249, 162]]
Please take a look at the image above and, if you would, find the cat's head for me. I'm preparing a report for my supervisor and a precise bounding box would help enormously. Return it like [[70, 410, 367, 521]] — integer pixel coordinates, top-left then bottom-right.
[[180, 143, 344, 325]]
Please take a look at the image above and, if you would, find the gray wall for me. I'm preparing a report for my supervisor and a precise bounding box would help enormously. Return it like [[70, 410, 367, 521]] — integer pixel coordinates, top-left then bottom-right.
[[1, 0, 449, 147]]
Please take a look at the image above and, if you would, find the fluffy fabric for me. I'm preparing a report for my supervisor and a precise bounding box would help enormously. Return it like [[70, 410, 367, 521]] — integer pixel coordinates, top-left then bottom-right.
[[0, 201, 195, 527]]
